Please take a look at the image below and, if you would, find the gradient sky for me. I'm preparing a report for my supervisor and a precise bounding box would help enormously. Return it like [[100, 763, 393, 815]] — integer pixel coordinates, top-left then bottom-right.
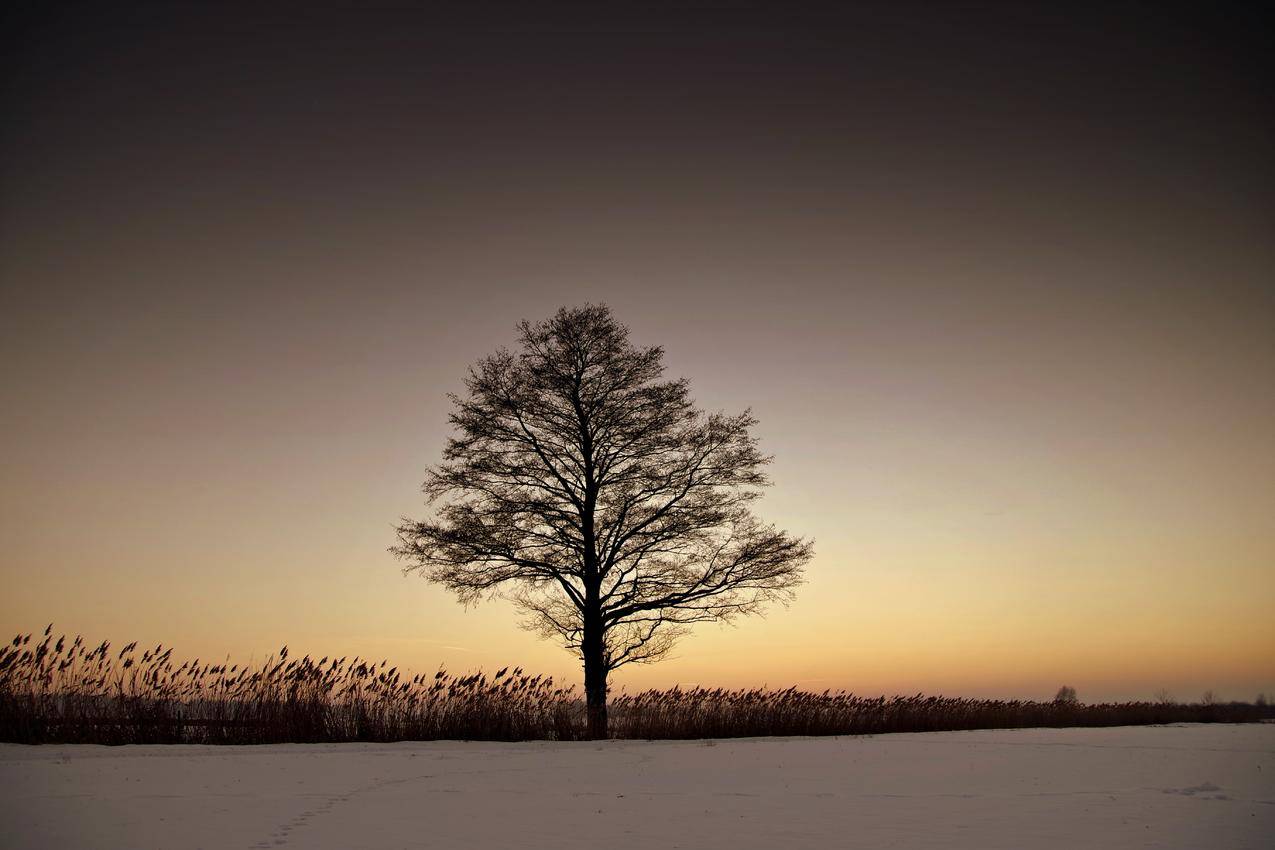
[[2, 4, 1271, 702]]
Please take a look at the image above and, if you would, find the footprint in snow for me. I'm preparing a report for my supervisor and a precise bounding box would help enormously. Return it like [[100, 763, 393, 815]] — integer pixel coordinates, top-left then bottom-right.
[[1162, 782, 1227, 799]]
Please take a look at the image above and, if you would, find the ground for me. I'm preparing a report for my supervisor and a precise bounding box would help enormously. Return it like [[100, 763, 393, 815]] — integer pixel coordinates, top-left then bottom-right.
[[2, 724, 1271, 849]]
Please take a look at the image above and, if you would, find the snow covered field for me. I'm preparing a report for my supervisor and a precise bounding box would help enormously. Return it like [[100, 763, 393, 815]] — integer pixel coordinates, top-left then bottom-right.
[[2, 723, 1271, 849]]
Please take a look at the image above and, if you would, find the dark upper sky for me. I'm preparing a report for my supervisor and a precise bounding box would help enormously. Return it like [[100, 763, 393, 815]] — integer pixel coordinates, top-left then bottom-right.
[[1, 3, 1272, 697], [4, 4, 1270, 361], [4, 4, 1270, 246]]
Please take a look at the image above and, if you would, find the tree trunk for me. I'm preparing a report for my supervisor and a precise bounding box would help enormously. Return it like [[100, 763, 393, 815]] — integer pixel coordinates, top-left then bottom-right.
[[582, 620, 608, 739]]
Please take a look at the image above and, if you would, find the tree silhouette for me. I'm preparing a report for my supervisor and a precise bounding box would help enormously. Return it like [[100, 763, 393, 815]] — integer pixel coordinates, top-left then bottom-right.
[[392, 304, 812, 738]]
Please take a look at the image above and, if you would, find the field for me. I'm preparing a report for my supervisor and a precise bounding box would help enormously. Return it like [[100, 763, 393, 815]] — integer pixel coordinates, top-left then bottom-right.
[[2, 723, 1272, 849], [3, 630, 1270, 744]]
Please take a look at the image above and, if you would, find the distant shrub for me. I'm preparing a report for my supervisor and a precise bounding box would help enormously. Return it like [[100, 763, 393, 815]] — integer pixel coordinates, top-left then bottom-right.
[[3, 628, 1273, 744], [1053, 685, 1078, 704]]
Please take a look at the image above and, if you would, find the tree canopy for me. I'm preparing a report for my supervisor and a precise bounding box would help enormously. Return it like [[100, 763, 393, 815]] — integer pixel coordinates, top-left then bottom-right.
[[393, 304, 812, 736]]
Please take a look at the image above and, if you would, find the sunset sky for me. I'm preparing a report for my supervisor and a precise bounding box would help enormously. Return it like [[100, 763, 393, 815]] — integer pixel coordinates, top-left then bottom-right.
[[2, 4, 1271, 703]]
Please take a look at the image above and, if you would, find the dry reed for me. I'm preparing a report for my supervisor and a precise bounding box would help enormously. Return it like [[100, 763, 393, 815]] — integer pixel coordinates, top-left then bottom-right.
[[3, 627, 1269, 744]]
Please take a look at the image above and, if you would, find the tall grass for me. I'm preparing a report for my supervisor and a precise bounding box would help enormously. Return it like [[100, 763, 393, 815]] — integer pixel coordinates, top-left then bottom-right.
[[0, 628, 578, 744], [3, 628, 1270, 744], [608, 687, 1271, 739]]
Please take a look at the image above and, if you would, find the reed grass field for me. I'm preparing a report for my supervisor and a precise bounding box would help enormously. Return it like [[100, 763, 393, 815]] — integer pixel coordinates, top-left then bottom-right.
[[3, 628, 1269, 745]]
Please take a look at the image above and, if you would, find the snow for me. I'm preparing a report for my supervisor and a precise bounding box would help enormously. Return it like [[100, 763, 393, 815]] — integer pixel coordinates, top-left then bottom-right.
[[2, 724, 1272, 849]]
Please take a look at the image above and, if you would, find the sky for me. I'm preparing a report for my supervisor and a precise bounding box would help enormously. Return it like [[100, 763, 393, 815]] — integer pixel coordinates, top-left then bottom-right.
[[1, 3, 1271, 703]]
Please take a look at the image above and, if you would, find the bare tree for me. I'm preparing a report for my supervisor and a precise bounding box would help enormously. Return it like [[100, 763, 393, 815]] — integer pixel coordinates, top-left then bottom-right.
[[392, 305, 813, 738]]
